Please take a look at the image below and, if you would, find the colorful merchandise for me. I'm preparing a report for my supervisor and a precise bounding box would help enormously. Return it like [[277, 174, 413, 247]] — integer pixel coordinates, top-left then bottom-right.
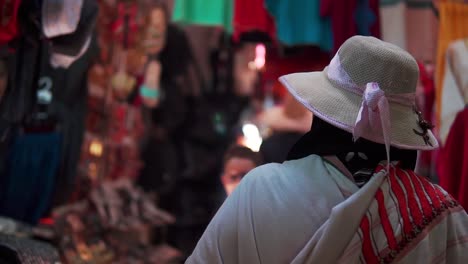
[[233, 0, 275, 41], [320, 0, 381, 53], [172, 0, 233, 33], [111, 2, 138, 47], [265, 0, 332, 50], [435, 1, 468, 127]]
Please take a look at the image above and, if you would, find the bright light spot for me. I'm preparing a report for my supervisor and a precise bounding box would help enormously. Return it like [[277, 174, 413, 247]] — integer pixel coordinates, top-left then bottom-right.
[[242, 123, 263, 152], [89, 141, 103, 157], [254, 44, 266, 69]]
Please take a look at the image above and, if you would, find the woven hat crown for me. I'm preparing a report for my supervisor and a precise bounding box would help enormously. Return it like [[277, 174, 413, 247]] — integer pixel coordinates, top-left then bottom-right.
[[337, 36, 419, 94]]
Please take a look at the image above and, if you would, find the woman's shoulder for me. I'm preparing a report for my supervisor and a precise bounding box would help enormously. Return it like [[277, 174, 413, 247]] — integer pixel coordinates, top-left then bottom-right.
[[241, 154, 324, 187]]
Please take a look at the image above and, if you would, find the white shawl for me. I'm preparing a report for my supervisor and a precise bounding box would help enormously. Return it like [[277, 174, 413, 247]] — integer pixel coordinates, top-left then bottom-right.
[[187, 155, 468, 263]]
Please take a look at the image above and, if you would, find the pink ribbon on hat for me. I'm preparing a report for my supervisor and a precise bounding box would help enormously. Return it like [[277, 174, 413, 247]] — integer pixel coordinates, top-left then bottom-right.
[[327, 55, 415, 172], [354, 83, 392, 169]]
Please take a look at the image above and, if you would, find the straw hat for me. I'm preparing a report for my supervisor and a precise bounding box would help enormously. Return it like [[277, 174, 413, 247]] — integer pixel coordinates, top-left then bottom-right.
[[279, 36, 438, 155]]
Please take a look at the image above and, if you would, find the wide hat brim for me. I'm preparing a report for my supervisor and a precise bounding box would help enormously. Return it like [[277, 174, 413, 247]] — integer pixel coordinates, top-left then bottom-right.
[[279, 68, 438, 150]]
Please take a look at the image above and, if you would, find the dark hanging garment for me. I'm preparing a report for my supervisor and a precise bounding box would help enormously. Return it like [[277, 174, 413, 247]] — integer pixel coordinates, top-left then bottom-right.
[[0, 131, 61, 224], [0, 39, 39, 123], [47, 34, 99, 206]]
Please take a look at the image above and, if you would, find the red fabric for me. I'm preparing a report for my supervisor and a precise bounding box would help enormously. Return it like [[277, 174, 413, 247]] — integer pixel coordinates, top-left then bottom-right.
[[0, 0, 21, 45], [131, 76, 144, 107], [360, 215, 379, 264], [320, 0, 381, 54], [438, 108, 468, 211], [320, 0, 357, 54], [110, 2, 138, 47], [358, 165, 461, 262], [375, 189, 398, 251], [388, 167, 413, 235], [233, 0, 275, 41], [396, 170, 424, 227], [418, 63, 436, 122], [407, 170, 433, 219]]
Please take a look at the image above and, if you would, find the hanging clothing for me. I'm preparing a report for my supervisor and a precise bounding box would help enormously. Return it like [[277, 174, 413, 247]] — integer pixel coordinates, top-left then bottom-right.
[[0, 39, 39, 123], [439, 40, 466, 145], [172, 0, 233, 33], [320, 0, 380, 54], [0, 0, 21, 45], [355, 0, 380, 37], [0, 131, 62, 224], [187, 155, 468, 263], [44, 36, 98, 206], [435, 1, 468, 128], [233, 0, 275, 42], [438, 107, 468, 211], [265, 0, 332, 50]]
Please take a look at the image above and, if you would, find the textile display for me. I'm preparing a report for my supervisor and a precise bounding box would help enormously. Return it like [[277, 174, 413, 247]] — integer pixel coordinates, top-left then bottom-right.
[[438, 107, 468, 211], [233, 0, 275, 41], [172, 0, 233, 33], [435, 1, 468, 127], [265, 0, 332, 50], [0, 132, 62, 224], [321, 0, 380, 53], [0, 40, 39, 123]]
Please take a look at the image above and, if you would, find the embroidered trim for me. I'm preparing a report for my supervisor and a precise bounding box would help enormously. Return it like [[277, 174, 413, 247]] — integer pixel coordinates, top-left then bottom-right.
[[359, 165, 460, 264]]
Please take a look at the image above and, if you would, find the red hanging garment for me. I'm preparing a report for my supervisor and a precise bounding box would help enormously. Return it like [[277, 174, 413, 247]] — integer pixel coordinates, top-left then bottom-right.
[[0, 0, 21, 45], [320, 0, 381, 54], [233, 0, 276, 41], [438, 107, 468, 211]]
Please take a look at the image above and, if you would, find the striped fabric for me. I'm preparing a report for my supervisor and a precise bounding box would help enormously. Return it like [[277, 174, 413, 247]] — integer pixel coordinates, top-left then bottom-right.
[[340, 164, 468, 263]]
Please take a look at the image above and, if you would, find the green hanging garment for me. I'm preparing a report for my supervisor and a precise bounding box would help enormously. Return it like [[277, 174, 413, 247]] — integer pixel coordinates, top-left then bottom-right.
[[172, 0, 233, 33]]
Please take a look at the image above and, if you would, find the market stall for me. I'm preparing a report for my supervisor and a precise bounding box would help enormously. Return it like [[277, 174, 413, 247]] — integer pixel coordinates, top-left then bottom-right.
[[1, 0, 459, 262]]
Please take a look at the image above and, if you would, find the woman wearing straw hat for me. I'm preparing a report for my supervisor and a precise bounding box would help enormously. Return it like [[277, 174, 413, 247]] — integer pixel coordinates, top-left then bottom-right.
[[186, 36, 468, 264]]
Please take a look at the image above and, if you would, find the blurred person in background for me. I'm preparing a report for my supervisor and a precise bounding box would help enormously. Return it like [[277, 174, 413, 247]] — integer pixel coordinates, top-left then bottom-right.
[[221, 145, 263, 196]]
